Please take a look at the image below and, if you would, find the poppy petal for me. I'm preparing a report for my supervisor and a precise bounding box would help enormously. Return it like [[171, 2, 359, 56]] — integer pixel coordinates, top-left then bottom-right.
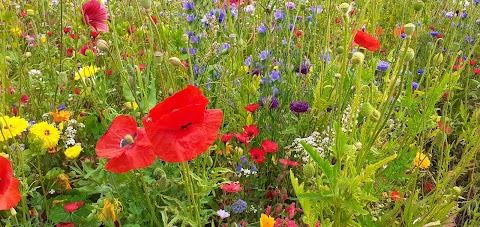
[[145, 109, 223, 162], [0, 157, 13, 193], [96, 115, 137, 159], [104, 128, 156, 173], [354, 30, 380, 51], [145, 85, 208, 131], [64, 201, 85, 213], [0, 178, 21, 210]]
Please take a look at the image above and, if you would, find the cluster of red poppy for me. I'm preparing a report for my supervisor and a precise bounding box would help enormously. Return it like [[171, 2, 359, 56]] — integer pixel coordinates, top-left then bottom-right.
[[0, 156, 22, 211], [96, 85, 223, 173]]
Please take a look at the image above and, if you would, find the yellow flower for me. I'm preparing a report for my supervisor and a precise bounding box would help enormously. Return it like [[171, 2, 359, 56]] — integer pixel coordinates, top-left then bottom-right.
[[10, 26, 22, 36], [124, 102, 138, 110], [30, 122, 60, 148], [65, 145, 82, 159], [99, 198, 122, 222], [0, 116, 29, 141], [74, 65, 100, 80], [50, 110, 73, 123], [273, 65, 279, 70], [40, 35, 47, 43], [414, 152, 431, 169], [260, 214, 275, 227], [240, 66, 249, 72], [57, 173, 71, 191]]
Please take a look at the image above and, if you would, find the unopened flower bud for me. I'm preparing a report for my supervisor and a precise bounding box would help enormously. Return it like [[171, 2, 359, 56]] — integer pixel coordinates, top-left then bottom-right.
[[336, 46, 344, 54], [452, 186, 461, 195], [96, 39, 108, 51], [400, 47, 415, 63], [169, 57, 183, 67], [433, 53, 444, 64], [354, 142, 363, 150], [140, 0, 152, 9], [403, 23, 416, 36], [339, 3, 350, 14], [361, 102, 374, 117], [26, 9, 35, 16], [10, 208, 17, 216], [303, 163, 315, 179], [451, 42, 461, 52], [181, 34, 189, 43], [25, 52, 32, 58], [413, 1, 424, 11], [351, 52, 365, 64], [371, 109, 381, 122]]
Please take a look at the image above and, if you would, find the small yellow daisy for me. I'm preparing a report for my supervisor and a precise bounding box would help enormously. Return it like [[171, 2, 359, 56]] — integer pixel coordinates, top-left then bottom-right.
[[74, 65, 100, 80], [414, 152, 431, 169], [30, 122, 60, 148], [0, 116, 29, 141], [65, 145, 82, 159]]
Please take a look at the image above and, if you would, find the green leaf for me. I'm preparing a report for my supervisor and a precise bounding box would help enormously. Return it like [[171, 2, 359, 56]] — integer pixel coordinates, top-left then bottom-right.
[[300, 141, 334, 181]]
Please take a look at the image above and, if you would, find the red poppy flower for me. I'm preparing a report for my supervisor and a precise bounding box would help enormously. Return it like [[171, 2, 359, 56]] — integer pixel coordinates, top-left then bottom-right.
[[354, 30, 380, 51], [64, 201, 85, 213], [82, 0, 109, 32], [243, 124, 259, 139], [220, 182, 242, 193], [390, 190, 402, 201], [142, 85, 223, 162], [244, 103, 259, 113], [424, 182, 435, 193], [261, 140, 278, 153], [470, 60, 476, 65], [235, 132, 250, 145], [0, 157, 21, 210], [96, 115, 156, 173], [250, 148, 265, 164], [20, 94, 29, 103], [473, 68, 480, 74], [437, 122, 452, 133], [63, 27, 71, 33], [220, 133, 233, 143], [279, 159, 300, 167]]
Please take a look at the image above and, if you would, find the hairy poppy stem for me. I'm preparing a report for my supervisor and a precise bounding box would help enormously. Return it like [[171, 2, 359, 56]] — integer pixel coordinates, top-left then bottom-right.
[[181, 162, 201, 225], [139, 170, 160, 226]]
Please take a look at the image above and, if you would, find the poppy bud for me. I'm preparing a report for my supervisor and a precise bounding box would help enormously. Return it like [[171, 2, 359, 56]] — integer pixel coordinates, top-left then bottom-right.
[[371, 109, 381, 122], [181, 34, 189, 43], [206, 156, 214, 167], [303, 163, 315, 179], [351, 52, 365, 64], [5, 56, 12, 62], [403, 23, 415, 37], [354, 142, 362, 150], [10, 208, 17, 216], [140, 0, 152, 9], [361, 102, 374, 117], [413, 1, 424, 11], [169, 57, 183, 67], [339, 3, 350, 14], [400, 47, 415, 63], [452, 186, 461, 195], [168, 87, 174, 95], [433, 53, 444, 64], [336, 46, 344, 54], [229, 34, 237, 43], [96, 39, 109, 51], [25, 52, 32, 58]]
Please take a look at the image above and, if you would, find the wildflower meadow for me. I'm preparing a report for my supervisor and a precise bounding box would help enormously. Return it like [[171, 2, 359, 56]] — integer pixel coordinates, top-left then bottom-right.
[[1, 0, 480, 226]]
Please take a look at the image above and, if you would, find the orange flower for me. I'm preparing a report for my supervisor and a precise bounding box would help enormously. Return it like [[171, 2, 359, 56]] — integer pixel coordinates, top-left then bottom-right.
[[50, 110, 72, 123], [375, 27, 384, 36]]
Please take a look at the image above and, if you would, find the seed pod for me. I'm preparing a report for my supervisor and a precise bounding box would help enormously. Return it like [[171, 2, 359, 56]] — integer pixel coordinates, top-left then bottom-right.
[[413, 1, 424, 11], [433, 53, 444, 64], [303, 163, 315, 179]]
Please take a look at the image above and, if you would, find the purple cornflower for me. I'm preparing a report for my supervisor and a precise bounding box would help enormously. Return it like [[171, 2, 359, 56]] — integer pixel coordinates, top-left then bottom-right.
[[465, 35, 474, 43], [430, 31, 439, 37], [260, 97, 279, 109], [245, 56, 252, 67], [260, 50, 268, 61], [417, 69, 424, 75], [258, 23, 267, 33], [183, 1, 194, 10], [274, 9, 284, 20], [240, 156, 247, 164], [445, 11, 454, 18], [377, 61, 390, 71], [270, 70, 280, 82], [231, 199, 247, 213], [290, 101, 309, 113], [236, 164, 242, 173], [186, 14, 195, 22], [285, 2, 295, 10], [188, 48, 197, 55], [312, 6, 322, 14], [222, 43, 231, 51], [460, 12, 467, 19], [412, 82, 419, 90], [295, 63, 311, 74]]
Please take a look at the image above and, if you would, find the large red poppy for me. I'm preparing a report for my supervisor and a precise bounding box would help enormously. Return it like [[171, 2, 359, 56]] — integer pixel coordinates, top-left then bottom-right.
[[142, 85, 223, 162], [82, 0, 109, 32], [96, 115, 156, 173], [354, 30, 380, 51], [0, 156, 21, 210]]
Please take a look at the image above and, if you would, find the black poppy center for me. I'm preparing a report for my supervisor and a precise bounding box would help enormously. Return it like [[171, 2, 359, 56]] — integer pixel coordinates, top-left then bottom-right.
[[181, 122, 192, 129], [120, 133, 137, 148]]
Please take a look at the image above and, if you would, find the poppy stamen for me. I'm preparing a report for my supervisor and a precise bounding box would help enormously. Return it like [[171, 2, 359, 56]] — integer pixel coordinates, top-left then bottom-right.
[[181, 122, 192, 129], [120, 134, 134, 148]]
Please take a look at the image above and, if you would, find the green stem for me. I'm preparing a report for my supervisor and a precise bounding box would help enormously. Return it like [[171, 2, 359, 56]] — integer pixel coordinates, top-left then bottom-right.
[[139, 170, 160, 227], [181, 162, 201, 225]]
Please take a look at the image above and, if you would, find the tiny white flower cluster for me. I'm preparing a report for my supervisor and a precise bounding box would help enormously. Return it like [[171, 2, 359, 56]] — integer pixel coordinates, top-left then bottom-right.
[[237, 167, 258, 177], [342, 105, 359, 133], [63, 119, 84, 148], [248, 205, 257, 213], [287, 129, 334, 163]]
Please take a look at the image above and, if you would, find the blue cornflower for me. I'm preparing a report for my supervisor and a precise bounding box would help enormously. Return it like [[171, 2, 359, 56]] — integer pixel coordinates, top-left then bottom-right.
[[251, 164, 258, 172], [231, 199, 247, 214], [430, 31, 439, 37], [445, 11, 454, 18], [186, 14, 195, 22], [460, 12, 467, 19], [377, 61, 390, 71], [240, 156, 247, 164], [274, 9, 283, 20], [183, 1, 194, 11], [258, 23, 267, 34], [412, 82, 419, 90], [270, 70, 280, 82], [307, 15, 313, 21], [245, 55, 252, 67], [189, 48, 197, 55], [260, 50, 268, 61], [190, 35, 201, 43], [311, 6, 323, 14], [236, 164, 242, 173], [401, 33, 406, 39], [57, 104, 66, 110], [465, 35, 474, 43], [417, 69, 424, 75]]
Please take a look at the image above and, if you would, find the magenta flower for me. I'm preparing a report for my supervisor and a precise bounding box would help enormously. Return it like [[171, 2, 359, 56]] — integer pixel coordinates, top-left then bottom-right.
[[82, 0, 109, 32]]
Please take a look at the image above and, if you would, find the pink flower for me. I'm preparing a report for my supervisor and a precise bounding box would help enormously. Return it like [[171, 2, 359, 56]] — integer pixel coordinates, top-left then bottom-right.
[[64, 201, 85, 213], [261, 140, 278, 153], [279, 158, 300, 167], [82, 0, 109, 32], [220, 182, 242, 193]]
